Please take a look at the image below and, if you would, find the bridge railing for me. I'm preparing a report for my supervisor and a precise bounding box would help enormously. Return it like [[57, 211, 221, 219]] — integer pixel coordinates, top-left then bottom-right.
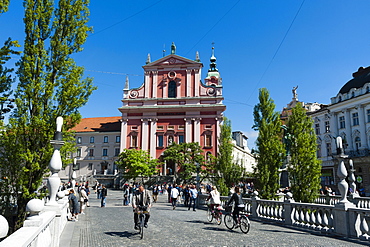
[[198, 193, 370, 242], [0, 192, 69, 247]]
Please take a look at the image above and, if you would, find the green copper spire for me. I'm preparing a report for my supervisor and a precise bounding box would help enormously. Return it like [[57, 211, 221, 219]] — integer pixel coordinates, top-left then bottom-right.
[[209, 46, 218, 72]]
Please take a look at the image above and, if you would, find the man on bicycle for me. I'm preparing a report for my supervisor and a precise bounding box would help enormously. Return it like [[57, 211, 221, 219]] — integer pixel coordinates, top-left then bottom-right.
[[132, 184, 151, 230], [227, 186, 245, 228]]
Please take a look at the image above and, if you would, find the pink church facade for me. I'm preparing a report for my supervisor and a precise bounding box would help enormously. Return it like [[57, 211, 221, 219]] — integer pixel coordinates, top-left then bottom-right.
[[118, 44, 226, 175]]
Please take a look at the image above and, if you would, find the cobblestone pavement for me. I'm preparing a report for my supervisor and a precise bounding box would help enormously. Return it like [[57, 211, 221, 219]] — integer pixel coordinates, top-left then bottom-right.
[[60, 189, 369, 247]]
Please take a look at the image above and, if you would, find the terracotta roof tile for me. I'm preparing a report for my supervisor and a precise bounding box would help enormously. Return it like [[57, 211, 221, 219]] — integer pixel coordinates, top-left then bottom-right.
[[71, 116, 121, 132]]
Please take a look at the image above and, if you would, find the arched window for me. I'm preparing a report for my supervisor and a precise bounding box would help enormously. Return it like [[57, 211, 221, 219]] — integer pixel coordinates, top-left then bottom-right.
[[355, 136, 361, 150], [168, 80, 177, 98]]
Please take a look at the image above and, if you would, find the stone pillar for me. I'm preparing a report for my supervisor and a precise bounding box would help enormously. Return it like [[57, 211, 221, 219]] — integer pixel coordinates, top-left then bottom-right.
[[251, 192, 260, 218], [47, 117, 64, 206], [144, 71, 150, 98], [333, 136, 356, 236], [163, 80, 168, 98], [177, 80, 181, 98], [185, 118, 192, 142], [186, 69, 192, 97], [194, 118, 201, 144], [330, 112, 338, 137], [283, 194, 295, 226], [141, 118, 149, 150], [358, 105, 368, 149], [150, 119, 157, 158], [120, 119, 128, 152], [194, 69, 200, 97], [152, 71, 158, 98], [344, 110, 354, 150]]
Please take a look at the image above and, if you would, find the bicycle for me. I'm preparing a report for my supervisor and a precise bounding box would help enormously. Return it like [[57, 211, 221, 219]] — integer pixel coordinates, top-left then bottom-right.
[[136, 206, 149, 239], [224, 206, 250, 234], [206, 204, 223, 225]]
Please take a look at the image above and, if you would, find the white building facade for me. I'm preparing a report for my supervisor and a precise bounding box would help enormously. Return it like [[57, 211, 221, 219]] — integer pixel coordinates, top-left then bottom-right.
[[309, 66, 370, 194], [231, 131, 255, 173]]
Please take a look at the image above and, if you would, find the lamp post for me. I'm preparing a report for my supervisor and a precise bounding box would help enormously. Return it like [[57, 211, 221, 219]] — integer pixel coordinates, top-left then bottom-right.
[[195, 162, 200, 191], [46, 117, 64, 206]]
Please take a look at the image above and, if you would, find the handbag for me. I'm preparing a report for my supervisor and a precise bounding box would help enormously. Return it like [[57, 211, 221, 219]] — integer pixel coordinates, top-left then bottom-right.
[[84, 198, 88, 202]]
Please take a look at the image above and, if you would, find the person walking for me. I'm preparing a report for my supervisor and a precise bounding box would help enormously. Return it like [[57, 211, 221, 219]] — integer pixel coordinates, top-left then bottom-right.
[[188, 184, 198, 211], [79, 186, 88, 214], [68, 189, 79, 221], [183, 185, 190, 207], [101, 184, 107, 207], [152, 184, 159, 203], [97, 183, 102, 199], [123, 184, 129, 206], [170, 185, 180, 210]]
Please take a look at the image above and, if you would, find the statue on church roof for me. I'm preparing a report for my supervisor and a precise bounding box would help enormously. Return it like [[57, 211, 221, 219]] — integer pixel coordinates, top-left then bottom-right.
[[171, 42, 176, 54], [292, 85, 298, 100]]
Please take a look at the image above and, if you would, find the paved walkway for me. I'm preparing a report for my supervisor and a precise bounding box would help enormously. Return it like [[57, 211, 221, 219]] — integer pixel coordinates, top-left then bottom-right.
[[60, 189, 369, 247]]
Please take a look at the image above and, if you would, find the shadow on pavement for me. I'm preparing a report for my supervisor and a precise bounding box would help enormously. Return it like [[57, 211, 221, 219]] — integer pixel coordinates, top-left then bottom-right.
[[260, 229, 306, 234], [105, 231, 137, 238], [203, 226, 231, 232]]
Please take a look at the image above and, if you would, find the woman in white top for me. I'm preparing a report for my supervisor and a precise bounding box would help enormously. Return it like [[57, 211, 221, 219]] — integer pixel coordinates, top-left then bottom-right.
[[207, 186, 221, 210], [79, 187, 88, 214]]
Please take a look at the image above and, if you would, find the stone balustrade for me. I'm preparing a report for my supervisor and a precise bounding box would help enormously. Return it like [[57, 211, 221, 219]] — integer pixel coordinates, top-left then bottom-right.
[[0, 195, 69, 247], [198, 193, 370, 242]]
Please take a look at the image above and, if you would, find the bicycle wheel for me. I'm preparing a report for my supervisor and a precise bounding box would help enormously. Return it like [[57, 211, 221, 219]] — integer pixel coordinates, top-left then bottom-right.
[[207, 208, 213, 222], [224, 214, 234, 230], [215, 212, 222, 225], [140, 215, 144, 239], [240, 216, 250, 234]]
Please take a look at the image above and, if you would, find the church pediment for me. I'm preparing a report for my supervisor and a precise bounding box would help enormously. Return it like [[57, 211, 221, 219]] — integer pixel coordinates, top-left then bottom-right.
[[143, 54, 202, 68]]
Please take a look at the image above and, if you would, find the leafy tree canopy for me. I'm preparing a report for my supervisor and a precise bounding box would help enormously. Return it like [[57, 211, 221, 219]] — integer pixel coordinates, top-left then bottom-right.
[[162, 142, 205, 184], [116, 149, 159, 184]]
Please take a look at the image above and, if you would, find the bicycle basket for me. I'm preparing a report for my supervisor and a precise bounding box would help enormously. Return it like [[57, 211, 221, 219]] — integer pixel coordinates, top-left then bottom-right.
[[225, 205, 232, 212]]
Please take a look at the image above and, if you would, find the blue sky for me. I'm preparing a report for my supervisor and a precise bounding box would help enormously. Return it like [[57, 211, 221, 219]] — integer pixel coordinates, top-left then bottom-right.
[[1, 0, 370, 149]]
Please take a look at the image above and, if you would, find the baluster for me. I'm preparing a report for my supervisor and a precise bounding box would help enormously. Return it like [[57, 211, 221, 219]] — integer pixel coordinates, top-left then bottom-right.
[[299, 208, 305, 226], [315, 210, 322, 231], [294, 207, 301, 225], [322, 211, 329, 232], [310, 208, 316, 229], [305, 208, 310, 228], [359, 214, 370, 240]]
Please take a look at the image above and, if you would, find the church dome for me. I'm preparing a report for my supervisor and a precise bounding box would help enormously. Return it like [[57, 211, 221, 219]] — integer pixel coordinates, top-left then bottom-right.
[[339, 66, 370, 94]]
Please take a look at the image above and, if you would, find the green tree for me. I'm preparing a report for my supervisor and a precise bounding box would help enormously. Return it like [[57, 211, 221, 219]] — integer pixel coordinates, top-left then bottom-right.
[[286, 103, 321, 203], [116, 149, 159, 184], [211, 117, 244, 196], [0, 0, 95, 232], [162, 142, 205, 184], [253, 88, 284, 200]]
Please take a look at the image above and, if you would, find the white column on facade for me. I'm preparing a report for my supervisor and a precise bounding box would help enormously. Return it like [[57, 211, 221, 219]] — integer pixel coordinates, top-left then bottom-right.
[[194, 69, 200, 97], [194, 117, 201, 144], [344, 110, 354, 150], [120, 119, 128, 152], [144, 71, 150, 98], [186, 69, 191, 97], [152, 71, 158, 98], [177, 81, 181, 97], [141, 118, 149, 150], [216, 116, 223, 153], [163, 80, 168, 98], [149, 119, 157, 158], [185, 118, 192, 142], [330, 112, 338, 137], [358, 105, 368, 149]]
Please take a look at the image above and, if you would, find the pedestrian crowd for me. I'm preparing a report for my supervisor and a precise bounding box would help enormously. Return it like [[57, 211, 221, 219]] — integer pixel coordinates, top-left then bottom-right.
[[57, 180, 108, 222]]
